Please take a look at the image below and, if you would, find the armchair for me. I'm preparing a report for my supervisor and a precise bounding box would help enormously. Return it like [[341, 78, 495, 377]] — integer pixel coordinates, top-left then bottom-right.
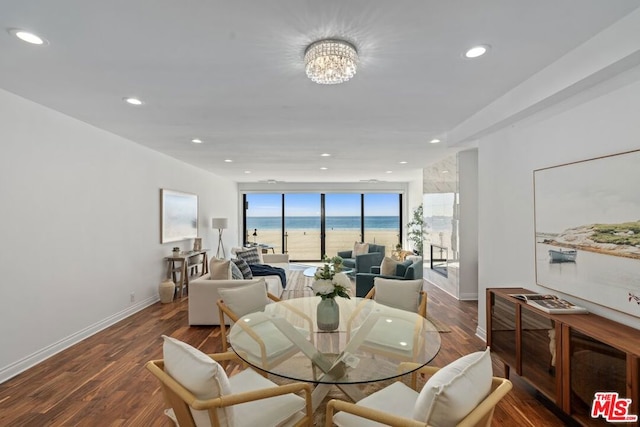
[[337, 243, 385, 275], [326, 348, 512, 427], [147, 336, 312, 427], [355, 257, 423, 297]]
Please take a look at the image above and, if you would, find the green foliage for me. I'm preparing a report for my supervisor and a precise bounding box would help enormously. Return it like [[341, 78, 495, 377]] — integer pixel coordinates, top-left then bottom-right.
[[407, 204, 425, 255], [590, 221, 640, 246], [312, 255, 350, 300]]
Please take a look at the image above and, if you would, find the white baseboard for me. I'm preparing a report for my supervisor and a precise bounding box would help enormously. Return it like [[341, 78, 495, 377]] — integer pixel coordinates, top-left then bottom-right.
[[0, 295, 159, 384], [459, 292, 478, 301], [476, 326, 487, 342]]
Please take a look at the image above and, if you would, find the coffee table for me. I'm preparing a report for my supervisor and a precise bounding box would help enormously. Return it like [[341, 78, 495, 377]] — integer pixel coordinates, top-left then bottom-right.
[[228, 296, 441, 410], [303, 266, 353, 277]]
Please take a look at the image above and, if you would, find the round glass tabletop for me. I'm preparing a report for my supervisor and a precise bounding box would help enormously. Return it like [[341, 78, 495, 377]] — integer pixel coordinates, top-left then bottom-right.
[[228, 296, 441, 385]]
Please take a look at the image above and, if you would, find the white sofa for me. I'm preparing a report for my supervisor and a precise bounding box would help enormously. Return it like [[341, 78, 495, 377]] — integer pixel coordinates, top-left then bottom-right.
[[187, 253, 289, 326]]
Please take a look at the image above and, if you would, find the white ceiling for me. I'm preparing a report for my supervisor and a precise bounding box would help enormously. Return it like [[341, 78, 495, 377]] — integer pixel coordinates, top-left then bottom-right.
[[1, 1, 639, 183]]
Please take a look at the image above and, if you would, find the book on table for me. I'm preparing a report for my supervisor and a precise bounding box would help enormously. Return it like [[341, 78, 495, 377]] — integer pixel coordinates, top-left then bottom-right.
[[508, 293, 589, 314]]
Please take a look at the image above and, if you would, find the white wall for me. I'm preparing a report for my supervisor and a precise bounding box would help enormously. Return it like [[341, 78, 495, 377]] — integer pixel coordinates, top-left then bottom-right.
[[458, 149, 478, 300], [0, 88, 238, 382], [477, 68, 640, 337]]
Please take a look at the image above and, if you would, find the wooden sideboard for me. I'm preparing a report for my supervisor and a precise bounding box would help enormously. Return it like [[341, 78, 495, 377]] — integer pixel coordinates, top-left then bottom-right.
[[487, 288, 640, 426]]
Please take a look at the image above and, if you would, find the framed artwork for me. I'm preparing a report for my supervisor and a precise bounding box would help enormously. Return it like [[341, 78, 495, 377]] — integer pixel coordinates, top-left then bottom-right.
[[160, 189, 198, 243], [534, 149, 640, 318]]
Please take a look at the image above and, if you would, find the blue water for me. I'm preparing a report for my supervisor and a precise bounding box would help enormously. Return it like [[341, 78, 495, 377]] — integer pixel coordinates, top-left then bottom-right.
[[247, 216, 399, 230]]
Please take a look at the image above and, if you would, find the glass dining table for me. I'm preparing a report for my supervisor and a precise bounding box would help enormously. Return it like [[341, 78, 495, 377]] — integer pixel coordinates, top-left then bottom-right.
[[228, 296, 442, 410]]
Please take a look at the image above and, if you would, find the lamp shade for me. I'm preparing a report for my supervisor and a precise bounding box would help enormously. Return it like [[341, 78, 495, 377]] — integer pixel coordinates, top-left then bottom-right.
[[211, 218, 228, 229]]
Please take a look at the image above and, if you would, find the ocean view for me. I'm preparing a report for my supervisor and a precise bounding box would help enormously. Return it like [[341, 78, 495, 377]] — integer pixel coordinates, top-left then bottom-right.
[[247, 216, 399, 230]]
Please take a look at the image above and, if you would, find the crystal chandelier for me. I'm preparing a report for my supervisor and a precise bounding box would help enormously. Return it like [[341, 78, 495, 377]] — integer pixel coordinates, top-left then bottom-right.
[[304, 39, 358, 85]]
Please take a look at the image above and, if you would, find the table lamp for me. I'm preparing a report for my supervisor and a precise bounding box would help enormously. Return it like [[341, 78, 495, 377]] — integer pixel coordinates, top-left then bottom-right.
[[211, 218, 228, 258]]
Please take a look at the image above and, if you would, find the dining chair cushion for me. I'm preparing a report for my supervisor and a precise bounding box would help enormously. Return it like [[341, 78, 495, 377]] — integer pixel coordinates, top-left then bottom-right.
[[228, 312, 300, 361], [332, 381, 419, 427], [374, 277, 423, 313], [162, 335, 234, 427], [229, 364, 307, 427], [210, 258, 232, 280], [218, 279, 269, 318], [412, 347, 493, 425], [379, 256, 399, 276]]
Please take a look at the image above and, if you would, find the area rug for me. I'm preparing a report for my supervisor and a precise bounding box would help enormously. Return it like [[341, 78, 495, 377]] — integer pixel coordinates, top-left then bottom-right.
[[283, 269, 451, 333]]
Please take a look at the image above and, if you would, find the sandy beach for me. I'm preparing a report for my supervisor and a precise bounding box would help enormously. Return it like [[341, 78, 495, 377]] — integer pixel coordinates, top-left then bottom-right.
[[250, 229, 400, 260]]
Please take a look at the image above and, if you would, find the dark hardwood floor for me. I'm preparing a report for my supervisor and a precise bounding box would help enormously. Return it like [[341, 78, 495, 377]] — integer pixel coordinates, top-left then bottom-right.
[[0, 283, 567, 426]]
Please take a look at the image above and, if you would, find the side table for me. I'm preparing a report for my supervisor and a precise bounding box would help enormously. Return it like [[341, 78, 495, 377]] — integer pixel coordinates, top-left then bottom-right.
[[165, 249, 209, 298]]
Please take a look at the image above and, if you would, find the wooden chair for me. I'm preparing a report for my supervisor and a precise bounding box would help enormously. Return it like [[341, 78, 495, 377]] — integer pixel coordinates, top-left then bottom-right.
[[217, 282, 311, 373], [325, 363, 512, 427], [146, 351, 312, 427]]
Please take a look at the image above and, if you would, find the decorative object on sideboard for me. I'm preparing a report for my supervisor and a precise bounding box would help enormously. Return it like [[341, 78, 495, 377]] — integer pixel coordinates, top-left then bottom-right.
[[312, 255, 350, 331], [192, 237, 202, 252], [211, 217, 228, 258], [171, 247, 180, 257], [158, 278, 175, 303]]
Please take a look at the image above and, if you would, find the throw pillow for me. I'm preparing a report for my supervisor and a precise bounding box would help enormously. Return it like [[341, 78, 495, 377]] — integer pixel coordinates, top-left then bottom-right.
[[218, 279, 269, 318], [374, 277, 423, 313], [230, 261, 243, 280], [210, 258, 232, 280], [162, 335, 234, 427], [412, 347, 493, 425], [353, 242, 369, 256], [232, 258, 253, 279], [380, 256, 399, 276], [235, 247, 262, 265]]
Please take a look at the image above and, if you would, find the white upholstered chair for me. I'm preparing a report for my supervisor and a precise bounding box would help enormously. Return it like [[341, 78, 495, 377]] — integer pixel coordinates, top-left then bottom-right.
[[364, 277, 427, 318], [325, 348, 512, 427], [146, 336, 312, 427]]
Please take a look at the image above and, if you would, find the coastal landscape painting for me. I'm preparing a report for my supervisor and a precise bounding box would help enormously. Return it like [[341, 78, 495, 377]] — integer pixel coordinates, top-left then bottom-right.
[[160, 189, 198, 243], [534, 150, 640, 318]]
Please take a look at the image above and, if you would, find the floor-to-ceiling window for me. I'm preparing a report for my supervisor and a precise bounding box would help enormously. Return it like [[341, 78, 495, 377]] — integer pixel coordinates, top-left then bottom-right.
[[363, 193, 401, 252], [325, 194, 362, 258], [284, 193, 321, 260], [245, 193, 283, 252], [243, 192, 402, 261]]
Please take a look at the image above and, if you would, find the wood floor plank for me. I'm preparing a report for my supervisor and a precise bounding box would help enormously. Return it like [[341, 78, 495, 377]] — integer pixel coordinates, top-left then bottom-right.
[[0, 283, 570, 426]]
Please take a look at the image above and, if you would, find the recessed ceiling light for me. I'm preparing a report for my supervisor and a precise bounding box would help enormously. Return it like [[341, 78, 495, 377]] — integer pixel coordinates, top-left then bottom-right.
[[123, 97, 143, 106], [9, 29, 47, 45], [442, 170, 449, 174], [320, 167, 328, 170], [224, 159, 233, 163], [386, 171, 393, 174], [430, 138, 441, 144], [399, 161, 408, 164], [321, 153, 331, 157], [244, 170, 251, 174], [464, 45, 490, 59], [191, 138, 202, 144]]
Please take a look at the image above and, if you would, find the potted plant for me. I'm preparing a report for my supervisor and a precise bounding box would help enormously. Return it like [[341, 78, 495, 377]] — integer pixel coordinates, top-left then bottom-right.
[[407, 204, 425, 255]]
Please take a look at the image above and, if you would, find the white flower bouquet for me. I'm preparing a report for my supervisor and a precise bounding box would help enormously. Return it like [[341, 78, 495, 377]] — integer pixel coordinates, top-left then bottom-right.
[[312, 255, 351, 300]]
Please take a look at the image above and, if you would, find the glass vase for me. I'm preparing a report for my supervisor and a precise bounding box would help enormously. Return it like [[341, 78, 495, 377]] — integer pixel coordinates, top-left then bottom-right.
[[317, 298, 340, 331]]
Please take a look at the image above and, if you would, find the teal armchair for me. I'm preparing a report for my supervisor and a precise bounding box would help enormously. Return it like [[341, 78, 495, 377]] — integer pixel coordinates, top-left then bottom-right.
[[355, 257, 423, 297], [337, 243, 385, 276]]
